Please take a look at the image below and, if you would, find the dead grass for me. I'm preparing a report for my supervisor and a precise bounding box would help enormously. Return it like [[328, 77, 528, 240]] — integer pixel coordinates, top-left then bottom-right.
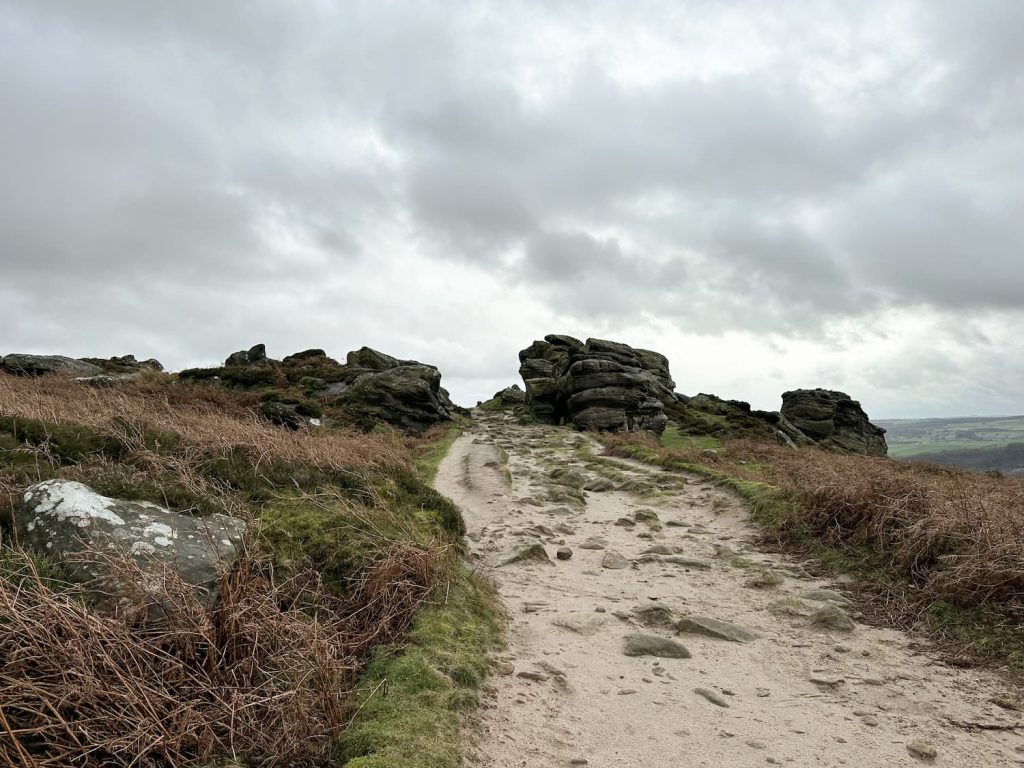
[[0, 373, 410, 476], [0, 540, 441, 767], [0, 371, 467, 765]]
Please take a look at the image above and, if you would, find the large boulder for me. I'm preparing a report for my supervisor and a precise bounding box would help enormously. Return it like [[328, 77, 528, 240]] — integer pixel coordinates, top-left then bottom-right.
[[15, 479, 246, 608], [180, 343, 454, 433], [518, 335, 673, 434], [781, 389, 887, 456], [224, 343, 268, 367], [325, 361, 453, 433], [1, 354, 103, 377]]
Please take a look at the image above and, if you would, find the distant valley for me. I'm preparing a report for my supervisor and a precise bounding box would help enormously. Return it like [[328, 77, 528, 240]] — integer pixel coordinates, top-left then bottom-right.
[[877, 415, 1024, 474]]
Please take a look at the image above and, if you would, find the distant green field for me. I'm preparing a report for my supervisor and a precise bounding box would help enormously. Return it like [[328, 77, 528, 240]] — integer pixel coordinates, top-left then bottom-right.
[[876, 415, 1024, 458]]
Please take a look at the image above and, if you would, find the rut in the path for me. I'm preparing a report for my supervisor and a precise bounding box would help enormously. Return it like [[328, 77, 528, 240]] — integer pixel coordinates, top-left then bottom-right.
[[435, 410, 1024, 768]]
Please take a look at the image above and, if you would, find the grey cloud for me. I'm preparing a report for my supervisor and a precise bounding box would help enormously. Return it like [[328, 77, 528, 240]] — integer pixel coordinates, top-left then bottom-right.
[[2, 1, 1024, 414]]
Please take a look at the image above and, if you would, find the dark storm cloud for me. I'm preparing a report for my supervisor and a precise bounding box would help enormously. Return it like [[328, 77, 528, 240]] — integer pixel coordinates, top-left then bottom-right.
[[2, 0, 1023, 412]]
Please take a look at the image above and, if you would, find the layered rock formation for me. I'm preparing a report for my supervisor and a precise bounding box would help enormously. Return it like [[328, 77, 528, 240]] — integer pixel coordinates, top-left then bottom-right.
[[182, 344, 454, 433], [781, 389, 888, 456], [518, 335, 675, 434], [517, 335, 887, 454]]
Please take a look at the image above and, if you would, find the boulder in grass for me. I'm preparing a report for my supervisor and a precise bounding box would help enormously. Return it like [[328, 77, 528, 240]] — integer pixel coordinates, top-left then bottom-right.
[[781, 389, 887, 456], [1, 354, 103, 377], [16, 479, 246, 608]]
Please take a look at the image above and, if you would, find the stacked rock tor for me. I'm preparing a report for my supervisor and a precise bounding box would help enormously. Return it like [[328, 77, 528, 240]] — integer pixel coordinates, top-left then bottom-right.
[[518, 335, 676, 435], [781, 389, 888, 456]]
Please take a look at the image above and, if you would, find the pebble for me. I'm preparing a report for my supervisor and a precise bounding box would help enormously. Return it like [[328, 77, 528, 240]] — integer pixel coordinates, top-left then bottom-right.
[[745, 739, 767, 750], [556, 547, 573, 560]]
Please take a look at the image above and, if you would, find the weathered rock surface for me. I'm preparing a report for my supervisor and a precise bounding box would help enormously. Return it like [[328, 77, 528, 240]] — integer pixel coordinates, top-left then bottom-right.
[[622, 633, 691, 658], [518, 335, 673, 434], [82, 354, 164, 373], [332, 361, 453, 432], [490, 384, 526, 407], [499, 543, 551, 566], [781, 389, 887, 456], [16, 480, 246, 607], [182, 344, 454, 433], [674, 615, 760, 643], [1, 354, 103, 377]]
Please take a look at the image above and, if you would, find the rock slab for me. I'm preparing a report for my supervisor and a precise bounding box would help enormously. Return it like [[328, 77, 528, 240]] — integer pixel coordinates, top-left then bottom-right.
[[16, 479, 246, 607]]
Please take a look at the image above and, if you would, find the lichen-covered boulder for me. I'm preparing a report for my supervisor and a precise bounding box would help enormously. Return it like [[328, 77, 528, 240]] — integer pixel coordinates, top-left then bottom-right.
[[781, 389, 887, 456], [15, 480, 246, 607], [517, 335, 673, 434], [1, 354, 103, 377]]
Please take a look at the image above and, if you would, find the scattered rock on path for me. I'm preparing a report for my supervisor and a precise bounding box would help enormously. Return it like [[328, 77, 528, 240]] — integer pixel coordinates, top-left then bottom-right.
[[580, 537, 608, 550], [694, 687, 730, 708], [553, 614, 606, 636], [622, 634, 691, 659], [632, 605, 676, 627], [517, 671, 549, 682], [602, 551, 630, 570], [556, 546, 573, 560], [907, 742, 937, 761], [674, 615, 761, 643], [499, 543, 551, 567], [808, 604, 856, 632]]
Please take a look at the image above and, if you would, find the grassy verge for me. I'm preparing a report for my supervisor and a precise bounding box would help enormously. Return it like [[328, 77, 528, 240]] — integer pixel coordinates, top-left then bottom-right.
[[0, 373, 501, 765], [336, 569, 502, 768], [412, 420, 466, 484], [335, 418, 503, 768], [599, 431, 1024, 674]]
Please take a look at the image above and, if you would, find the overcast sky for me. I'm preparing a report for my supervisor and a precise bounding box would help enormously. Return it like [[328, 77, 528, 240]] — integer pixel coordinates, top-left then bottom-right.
[[2, 1, 1023, 418]]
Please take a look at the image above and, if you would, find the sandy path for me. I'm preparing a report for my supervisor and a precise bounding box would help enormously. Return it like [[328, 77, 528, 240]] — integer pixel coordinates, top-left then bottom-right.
[[435, 410, 1024, 767]]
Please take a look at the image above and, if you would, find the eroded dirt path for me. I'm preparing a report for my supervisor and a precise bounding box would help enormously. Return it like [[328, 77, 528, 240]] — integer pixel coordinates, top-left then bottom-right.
[[436, 410, 1024, 767]]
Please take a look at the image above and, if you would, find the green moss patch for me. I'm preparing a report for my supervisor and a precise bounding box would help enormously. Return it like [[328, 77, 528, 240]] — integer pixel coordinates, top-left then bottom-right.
[[335, 569, 503, 768]]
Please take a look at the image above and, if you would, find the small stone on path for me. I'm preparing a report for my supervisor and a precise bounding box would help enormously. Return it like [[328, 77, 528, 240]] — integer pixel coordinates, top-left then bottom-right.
[[694, 687, 730, 708], [580, 537, 608, 550], [809, 604, 856, 632], [623, 634, 691, 659], [602, 551, 630, 569], [907, 741, 937, 761], [500, 543, 551, 566], [556, 547, 573, 560], [517, 671, 549, 682], [553, 614, 606, 636]]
